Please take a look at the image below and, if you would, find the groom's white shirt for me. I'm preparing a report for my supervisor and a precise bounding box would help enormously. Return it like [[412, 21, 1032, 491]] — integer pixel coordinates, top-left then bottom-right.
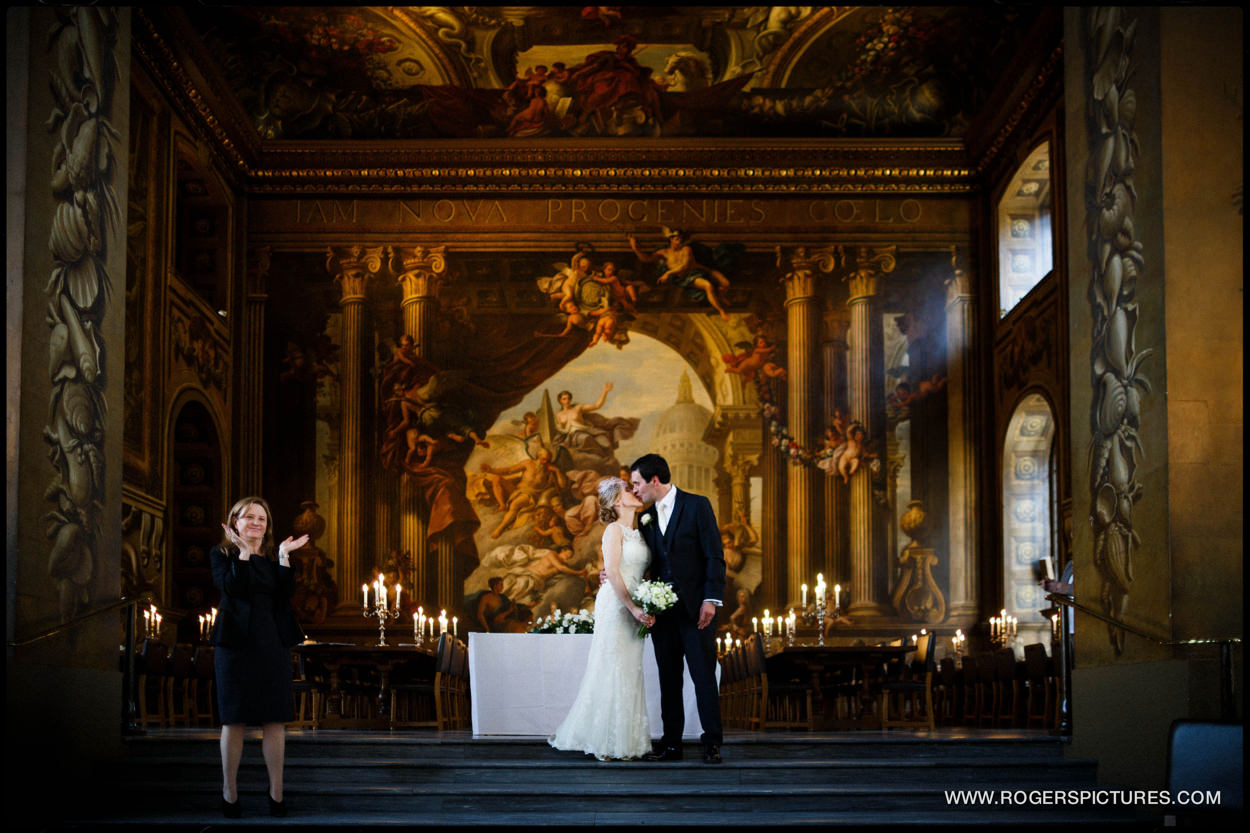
[[655, 484, 720, 608]]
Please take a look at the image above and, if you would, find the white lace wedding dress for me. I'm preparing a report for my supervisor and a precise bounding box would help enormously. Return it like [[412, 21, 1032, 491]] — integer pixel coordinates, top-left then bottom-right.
[[548, 522, 651, 760]]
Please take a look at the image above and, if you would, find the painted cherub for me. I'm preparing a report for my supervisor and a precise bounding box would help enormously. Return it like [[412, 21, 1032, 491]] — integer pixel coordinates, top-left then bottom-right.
[[535, 298, 590, 338], [835, 422, 877, 485], [887, 373, 949, 409], [589, 260, 645, 313], [588, 307, 627, 348], [723, 334, 788, 382]]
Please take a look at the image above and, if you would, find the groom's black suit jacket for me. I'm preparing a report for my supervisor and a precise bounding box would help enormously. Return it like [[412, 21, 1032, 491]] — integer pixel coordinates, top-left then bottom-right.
[[639, 488, 726, 618]]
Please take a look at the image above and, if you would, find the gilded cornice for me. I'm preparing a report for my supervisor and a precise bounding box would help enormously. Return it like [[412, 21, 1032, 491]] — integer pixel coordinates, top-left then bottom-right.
[[245, 143, 975, 195], [132, 7, 256, 184]]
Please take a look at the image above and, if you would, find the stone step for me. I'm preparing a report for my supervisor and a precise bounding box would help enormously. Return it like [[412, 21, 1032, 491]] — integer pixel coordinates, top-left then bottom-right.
[[104, 756, 1097, 788], [116, 730, 1074, 761], [73, 730, 1141, 828]]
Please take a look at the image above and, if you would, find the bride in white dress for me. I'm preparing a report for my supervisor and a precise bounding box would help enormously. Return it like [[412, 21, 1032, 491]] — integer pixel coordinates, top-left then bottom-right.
[[549, 476, 656, 761]]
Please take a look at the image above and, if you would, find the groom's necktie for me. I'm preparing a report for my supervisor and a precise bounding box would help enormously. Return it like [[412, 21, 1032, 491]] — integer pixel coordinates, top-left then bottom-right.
[[655, 504, 674, 581]]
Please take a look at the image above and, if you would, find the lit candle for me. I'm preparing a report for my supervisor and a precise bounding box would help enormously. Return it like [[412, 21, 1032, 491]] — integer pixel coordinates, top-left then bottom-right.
[[752, 617, 758, 633], [801, 584, 808, 608], [834, 584, 841, 610], [912, 633, 918, 644], [362, 584, 369, 610], [413, 612, 419, 638], [453, 617, 458, 637], [380, 575, 388, 610], [395, 584, 402, 610]]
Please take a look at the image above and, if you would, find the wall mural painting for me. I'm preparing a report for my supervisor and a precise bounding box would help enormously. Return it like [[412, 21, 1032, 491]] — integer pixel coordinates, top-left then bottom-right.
[[266, 233, 961, 635], [462, 335, 724, 634], [1083, 7, 1149, 654], [180, 5, 1041, 141]]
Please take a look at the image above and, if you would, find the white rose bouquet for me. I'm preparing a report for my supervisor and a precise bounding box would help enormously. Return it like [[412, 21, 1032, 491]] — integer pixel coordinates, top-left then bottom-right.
[[528, 608, 595, 635], [632, 580, 678, 638]]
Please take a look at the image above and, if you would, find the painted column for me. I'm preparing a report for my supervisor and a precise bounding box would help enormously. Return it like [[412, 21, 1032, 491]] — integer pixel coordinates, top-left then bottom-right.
[[392, 245, 446, 607], [760, 415, 786, 612], [326, 246, 384, 608], [945, 248, 979, 619], [782, 248, 835, 606], [845, 246, 896, 617], [239, 246, 269, 496], [822, 317, 850, 586]]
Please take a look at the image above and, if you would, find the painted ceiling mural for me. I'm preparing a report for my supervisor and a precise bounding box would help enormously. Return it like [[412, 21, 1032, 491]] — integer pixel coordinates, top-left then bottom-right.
[[180, 5, 1041, 140]]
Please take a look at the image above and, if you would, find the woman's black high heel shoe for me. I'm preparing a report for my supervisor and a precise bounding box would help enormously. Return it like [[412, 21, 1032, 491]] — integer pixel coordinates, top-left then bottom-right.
[[268, 795, 288, 818], [220, 796, 242, 818]]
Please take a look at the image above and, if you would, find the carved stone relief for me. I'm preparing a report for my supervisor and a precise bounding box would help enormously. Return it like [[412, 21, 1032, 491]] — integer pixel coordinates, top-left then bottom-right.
[[44, 8, 121, 622], [1083, 8, 1150, 654]]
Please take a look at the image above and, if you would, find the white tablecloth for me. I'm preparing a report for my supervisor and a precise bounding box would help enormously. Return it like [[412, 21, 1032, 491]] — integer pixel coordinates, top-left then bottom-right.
[[468, 632, 714, 738]]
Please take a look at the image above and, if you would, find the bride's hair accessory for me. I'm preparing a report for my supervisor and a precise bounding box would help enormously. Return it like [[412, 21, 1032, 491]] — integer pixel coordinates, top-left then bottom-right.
[[597, 477, 626, 522]]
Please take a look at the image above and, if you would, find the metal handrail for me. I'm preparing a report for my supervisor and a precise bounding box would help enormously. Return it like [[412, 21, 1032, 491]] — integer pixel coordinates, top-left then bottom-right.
[[6, 591, 156, 648], [1046, 593, 1242, 646], [1046, 592, 1242, 722]]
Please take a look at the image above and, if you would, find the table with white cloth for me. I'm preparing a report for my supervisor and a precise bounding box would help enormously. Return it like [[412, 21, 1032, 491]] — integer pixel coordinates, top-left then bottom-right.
[[468, 632, 718, 738]]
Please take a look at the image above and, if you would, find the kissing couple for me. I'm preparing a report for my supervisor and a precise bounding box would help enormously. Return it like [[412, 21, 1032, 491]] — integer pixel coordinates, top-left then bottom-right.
[[548, 453, 726, 764]]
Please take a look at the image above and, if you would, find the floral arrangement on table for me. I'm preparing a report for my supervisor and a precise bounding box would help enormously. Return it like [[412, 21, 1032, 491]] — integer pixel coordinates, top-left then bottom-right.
[[528, 608, 595, 634], [632, 580, 679, 637]]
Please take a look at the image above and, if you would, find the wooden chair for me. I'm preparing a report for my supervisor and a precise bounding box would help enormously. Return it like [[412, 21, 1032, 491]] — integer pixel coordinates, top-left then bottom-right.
[[975, 653, 998, 727], [717, 648, 739, 727], [957, 655, 979, 726], [447, 637, 471, 729], [729, 644, 750, 729], [879, 632, 937, 730], [389, 651, 439, 730], [165, 643, 196, 727], [761, 637, 815, 731], [994, 647, 1021, 727], [1022, 643, 1054, 728], [290, 652, 326, 729], [936, 657, 960, 726], [188, 645, 215, 726], [137, 639, 170, 729]]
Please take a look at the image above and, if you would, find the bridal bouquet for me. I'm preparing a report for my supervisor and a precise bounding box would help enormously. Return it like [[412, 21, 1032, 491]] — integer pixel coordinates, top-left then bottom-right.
[[528, 608, 595, 635], [632, 580, 678, 638]]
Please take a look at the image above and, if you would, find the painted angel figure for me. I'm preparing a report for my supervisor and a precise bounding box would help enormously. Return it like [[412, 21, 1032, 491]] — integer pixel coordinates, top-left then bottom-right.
[[817, 418, 878, 485], [723, 334, 788, 382], [589, 260, 646, 314], [887, 373, 949, 410]]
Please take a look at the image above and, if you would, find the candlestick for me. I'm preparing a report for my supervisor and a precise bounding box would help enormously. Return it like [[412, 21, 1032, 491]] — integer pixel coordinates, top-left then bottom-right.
[[363, 576, 401, 645]]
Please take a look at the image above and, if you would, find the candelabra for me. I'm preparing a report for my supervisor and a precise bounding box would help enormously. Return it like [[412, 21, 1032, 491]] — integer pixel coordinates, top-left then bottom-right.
[[365, 600, 399, 645]]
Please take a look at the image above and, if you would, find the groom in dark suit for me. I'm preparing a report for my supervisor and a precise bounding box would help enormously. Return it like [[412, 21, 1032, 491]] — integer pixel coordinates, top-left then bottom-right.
[[629, 453, 726, 764]]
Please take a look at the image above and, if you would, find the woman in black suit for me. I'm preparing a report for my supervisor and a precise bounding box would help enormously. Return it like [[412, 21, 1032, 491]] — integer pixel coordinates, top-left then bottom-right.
[[210, 496, 307, 818]]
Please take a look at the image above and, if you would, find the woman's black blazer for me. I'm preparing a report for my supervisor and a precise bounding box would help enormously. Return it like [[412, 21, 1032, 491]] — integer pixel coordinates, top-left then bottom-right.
[[209, 545, 305, 650]]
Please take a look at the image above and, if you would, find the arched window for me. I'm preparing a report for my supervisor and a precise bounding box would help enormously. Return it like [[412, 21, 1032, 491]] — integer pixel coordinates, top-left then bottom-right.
[[997, 142, 1053, 317], [1001, 393, 1057, 646]]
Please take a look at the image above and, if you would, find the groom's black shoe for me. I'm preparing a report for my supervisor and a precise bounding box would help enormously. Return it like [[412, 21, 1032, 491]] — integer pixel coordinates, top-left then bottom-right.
[[643, 745, 683, 762], [703, 745, 722, 764]]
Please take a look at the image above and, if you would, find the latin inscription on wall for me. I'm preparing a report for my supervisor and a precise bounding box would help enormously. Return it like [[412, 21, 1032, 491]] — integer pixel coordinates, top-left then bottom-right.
[[252, 197, 967, 238]]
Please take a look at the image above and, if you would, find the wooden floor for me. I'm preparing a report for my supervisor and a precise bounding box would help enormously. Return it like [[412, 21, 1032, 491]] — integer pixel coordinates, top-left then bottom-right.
[[50, 727, 1175, 831]]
